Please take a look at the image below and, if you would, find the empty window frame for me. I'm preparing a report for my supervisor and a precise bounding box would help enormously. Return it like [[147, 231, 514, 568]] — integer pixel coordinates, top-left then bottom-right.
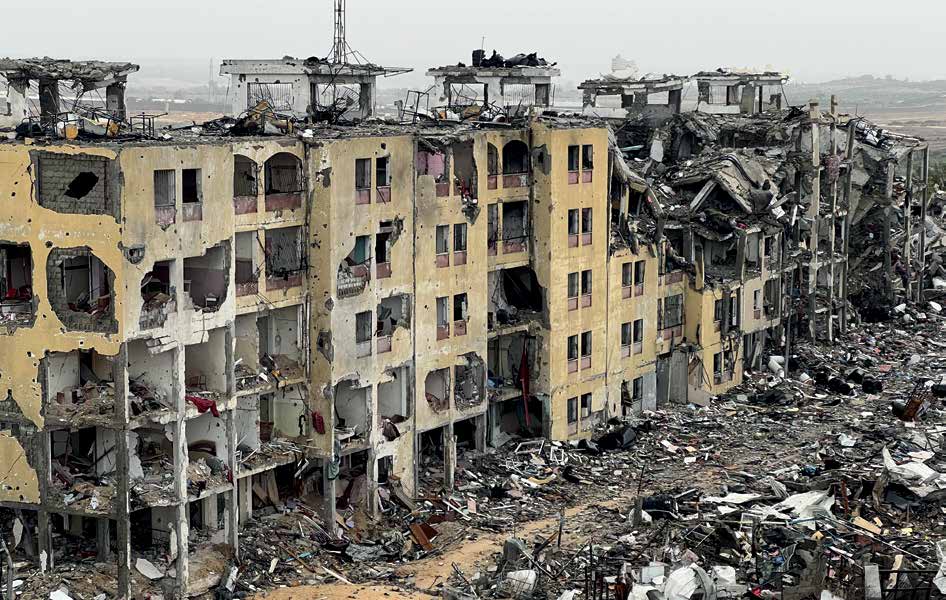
[[663, 294, 683, 329], [580, 393, 592, 418], [453, 223, 468, 252], [154, 170, 175, 207], [182, 169, 201, 204], [355, 311, 372, 343], [355, 158, 372, 190]]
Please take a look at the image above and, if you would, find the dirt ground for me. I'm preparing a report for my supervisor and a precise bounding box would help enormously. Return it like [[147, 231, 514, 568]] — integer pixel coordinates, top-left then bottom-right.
[[862, 108, 946, 154]]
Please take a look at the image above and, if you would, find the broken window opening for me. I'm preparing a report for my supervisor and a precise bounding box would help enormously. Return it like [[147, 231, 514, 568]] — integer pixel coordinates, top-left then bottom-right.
[[435, 225, 450, 268], [501, 140, 530, 187], [418, 426, 446, 492], [183, 243, 229, 312], [488, 266, 543, 330], [487, 332, 535, 399], [0, 241, 35, 330], [235, 231, 259, 297], [153, 169, 176, 227], [567, 334, 579, 373], [452, 140, 477, 200], [264, 153, 303, 211], [127, 340, 175, 417], [47, 247, 117, 333], [453, 293, 468, 336], [355, 311, 373, 357], [379, 367, 411, 422], [634, 260, 646, 296], [436, 296, 450, 340], [487, 204, 499, 255], [501, 201, 528, 254], [265, 226, 304, 291], [36, 152, 116, 219], [376, 221, 396, 279], [354, 158, 372, 205], [567, 271, 579, 311], [416, 148, 449, 197], [568, 208, 580, 247], [662, 294, 684, 337], [454, 223, 468, 265], [580, 331, 592, 371], [581, 207, 593, 245], [580, 269, 593, 308], [455, 353, 485, 411], [376, 294, 410, 354], [424, 368, 450, 413], [139, 259, 176, 330], [487, 143, 500, 190], [567, 145, 580, 174], [181, 168, 202, 221], [633, 319, 644, 354]]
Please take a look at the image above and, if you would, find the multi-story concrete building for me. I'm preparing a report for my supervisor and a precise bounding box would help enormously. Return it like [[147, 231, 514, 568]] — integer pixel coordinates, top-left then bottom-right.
[[0, 54, 930, 597]]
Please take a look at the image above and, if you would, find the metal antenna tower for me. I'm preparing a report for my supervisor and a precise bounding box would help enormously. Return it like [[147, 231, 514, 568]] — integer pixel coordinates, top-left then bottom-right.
[[332, 0, 348, 64]]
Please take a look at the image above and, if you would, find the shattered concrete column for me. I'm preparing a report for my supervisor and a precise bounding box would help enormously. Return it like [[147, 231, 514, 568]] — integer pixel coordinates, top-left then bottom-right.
[[806, 102, 822, 341], [224, 324, 239, 555], [4, 77, 29, 124], [96, 520, 110, 560], [884, 163, 895, 303], [840, 122, 857, 334], [481, 77, 504, 108], [475, 413, 487, 452], [366, 449, 379, 518], [739, 84, 757, 114], [444, 422, 456, 491], [111, 342, 130, 600], [105, 82, 127, 121], [668, 89, 683, 114], [827, 97, 839, 342], [917, 147, 931, 302], [359, 82, 375, 118], [202, 496, 219, 531], [171, 344, 189, 597], [37, 79, 60, 123], [904, 151, 914, 301], [36, 430, 53, 572], [321, 458, 337, 532]]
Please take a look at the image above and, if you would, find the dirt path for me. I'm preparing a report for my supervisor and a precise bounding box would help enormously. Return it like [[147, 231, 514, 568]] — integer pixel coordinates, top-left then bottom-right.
[[253, 499, 625, 600]]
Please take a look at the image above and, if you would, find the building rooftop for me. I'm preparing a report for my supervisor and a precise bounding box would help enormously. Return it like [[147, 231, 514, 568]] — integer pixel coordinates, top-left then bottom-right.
[[0, 57, 139, 82]]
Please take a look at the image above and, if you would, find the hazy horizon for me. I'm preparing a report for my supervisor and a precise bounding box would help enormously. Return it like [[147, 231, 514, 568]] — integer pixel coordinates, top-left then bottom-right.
[[3, 0, 945, 88]]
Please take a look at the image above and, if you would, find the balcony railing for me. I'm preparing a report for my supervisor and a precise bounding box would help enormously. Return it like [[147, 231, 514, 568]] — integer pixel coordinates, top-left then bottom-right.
[[580, 294, 592, 308], [581, 232, 592, 246], [337, 263, 370, 298], [568, 170, 580, 184], [633, 341, 643, 355], [182, 203, 202, 222], [568, 296, 578, 311], [355, 340, 372, 358], [377, 186, 392, 203], [503, 172, 530, 188], [503, 239, 526, 254], [580, 356, 592, 370], [487, 175, 498, 190], [266, 274, 303, 291], [437, 323, 450, 340], [233, 195, 257, 215], [665, 271, 684, 284], [582, 170, 593, 183], [236, 281, 259, 297], [453, 250, 467, 266], [377, 335, 392, 354], [634, 283, 644, 297], [435, 253, 449, 268], [621, 345, 631, 358], [376, 262, 392, 279], [265, 192, 302, 212], [567, 359, 578, 373], [454, 320, 467, 336], [155, 204, 175, 227], [568, 234, 579, 248], [661, 325, 683, 340], [435, 182, 450, 197], [622, 285, 633, 299], [355, 188, 371, 205]]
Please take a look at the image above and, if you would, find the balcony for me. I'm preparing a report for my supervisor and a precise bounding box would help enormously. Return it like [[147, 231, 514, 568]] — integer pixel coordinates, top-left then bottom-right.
[[568, 170, 580, 185], [376, 262, 392, 279], [377, 334, 392, 354], [503, 173, 530, 188], [622, 285, 633, 299], [377, 186, 392, 203], [580, 356, 592, 370], [436, 253, 450, 268], [234, 195, 257, 214], [265, 192, 302, 212], [487, 175, 498, 190], [182, 203, 202, 222], [155, 205, 175, 227], [337, 263, 370, 298], [582, 170, 593, 183], [568, 296, 578, 311], [454, 251, 467, 266], [567, 359, 578, 374], [355, 188, 371, 206], [580, 294, 592, 308], [665, 271, 684, 284], [437, 323, 450, 340], [454, 320, 467, 337]]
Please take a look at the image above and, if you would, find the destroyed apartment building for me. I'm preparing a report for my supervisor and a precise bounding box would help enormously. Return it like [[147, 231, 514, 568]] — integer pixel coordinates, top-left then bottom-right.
[[0, 43, 939, 600]]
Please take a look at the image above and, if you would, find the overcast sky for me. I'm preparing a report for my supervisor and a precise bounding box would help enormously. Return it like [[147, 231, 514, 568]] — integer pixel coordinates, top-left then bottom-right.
[[4, 0, 945, 86]]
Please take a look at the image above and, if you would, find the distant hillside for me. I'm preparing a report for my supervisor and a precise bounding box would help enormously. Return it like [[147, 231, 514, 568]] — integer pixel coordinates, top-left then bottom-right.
[[784, 75, 946, 112]]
